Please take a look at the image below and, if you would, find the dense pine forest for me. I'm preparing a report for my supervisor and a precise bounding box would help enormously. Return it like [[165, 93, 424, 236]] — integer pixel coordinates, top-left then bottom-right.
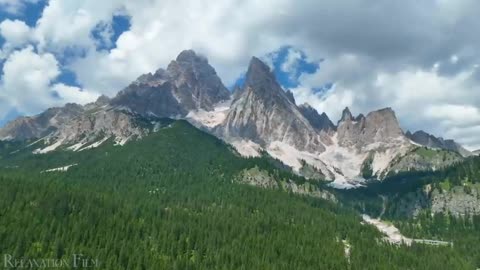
[[0, 120, 478, 269]]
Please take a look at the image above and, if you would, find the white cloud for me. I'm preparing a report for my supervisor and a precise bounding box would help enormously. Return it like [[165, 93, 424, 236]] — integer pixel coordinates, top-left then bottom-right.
[[0, 97, 12, 121], [34, 0, 125, 52], [425, 104, 480, 124], [1, 46, 60, 113], [293, 85, 355, 122], [0, 46, 98, 120], [0, 19, 32, 47], [52, 83, 99, 105], [281, 47, 302, 75]]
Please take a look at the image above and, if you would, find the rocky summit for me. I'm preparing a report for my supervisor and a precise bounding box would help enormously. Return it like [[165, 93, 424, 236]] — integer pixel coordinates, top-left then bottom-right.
[[298, 104, 336, 133], [0, 50, 469, 188], [219, 57, 325, 154], [111, 49, 230, 117]]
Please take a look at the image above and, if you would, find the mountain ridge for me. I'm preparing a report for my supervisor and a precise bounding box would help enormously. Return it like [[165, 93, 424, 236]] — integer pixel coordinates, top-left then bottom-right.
[[0, 49, 468, 188], [406, 130, 472, 157]]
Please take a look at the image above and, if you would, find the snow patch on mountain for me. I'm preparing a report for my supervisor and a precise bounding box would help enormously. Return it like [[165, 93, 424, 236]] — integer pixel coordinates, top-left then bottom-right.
[[81, 137, 110, 150], [42, 164, 78, 173], [114, 136, 131, 146], [68, 142, 87, 152], [33, 139, 65, 154]]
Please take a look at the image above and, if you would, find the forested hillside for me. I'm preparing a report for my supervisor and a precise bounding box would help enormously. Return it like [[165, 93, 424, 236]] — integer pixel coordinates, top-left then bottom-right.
[[0, 120, 475, 269]]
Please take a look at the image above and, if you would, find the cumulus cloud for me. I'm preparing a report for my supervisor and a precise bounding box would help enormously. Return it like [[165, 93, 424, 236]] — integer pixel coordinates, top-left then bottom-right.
[[52, 83, 99, 105], [33, 0, 125, 52], [0, 46, 98, 119], [0, 19, 31, 46], [281, 48, 302, 75], [0, 46, 60, 112]]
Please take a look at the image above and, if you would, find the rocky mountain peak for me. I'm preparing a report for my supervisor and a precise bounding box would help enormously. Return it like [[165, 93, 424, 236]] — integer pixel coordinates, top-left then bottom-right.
[[220, 57, 325, 153], [298, 104, 335, 132], [337, 107, 405, 148], [135, 72, 154, 84], [339, 107, 354, 123], [166, 50, 230, 110], [354, 113, 365, 122], [374, 107, 396, 117], [364, 107, 403, 137], [95, 95, 110, 106], [112, 49, 230, 117], [176, 49, 204, 63], [0, 103, 86, 141], [285, 90, 296, 104], [244, 57, 277, 90]]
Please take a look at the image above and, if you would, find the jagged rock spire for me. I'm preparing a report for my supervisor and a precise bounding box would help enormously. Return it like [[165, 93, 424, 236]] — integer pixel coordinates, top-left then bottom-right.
[[339, 107, 354, 122], [298, 103, 336, 132], [176, 49, 202, 62], [285, 90, 296, 105], [113, 49, 230, 116], [220, 56, 326, 153], [244, 57, 278, 91]]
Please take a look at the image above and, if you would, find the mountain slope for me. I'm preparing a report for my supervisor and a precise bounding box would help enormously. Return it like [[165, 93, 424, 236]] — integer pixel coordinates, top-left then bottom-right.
[[406, 130, 472, 157], [0, 119, 474, 270], [0, 103, 85, 140]]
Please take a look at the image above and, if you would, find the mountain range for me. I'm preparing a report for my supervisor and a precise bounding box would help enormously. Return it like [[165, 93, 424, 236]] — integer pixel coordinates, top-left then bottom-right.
[[0, 50, 471, 188]]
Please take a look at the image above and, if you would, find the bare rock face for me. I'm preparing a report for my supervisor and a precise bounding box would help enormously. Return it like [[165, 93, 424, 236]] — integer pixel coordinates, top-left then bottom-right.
[[339, 107, 354, 123], [0, 103, 85, 140], [285, 90, 296, 105], [168, 50, 231, 111], [392, 184, 480, 218], [220, 57, 325, 153], [46, 109, 147, 146], [298, 103, 335, 133], [111, 81, 187, 118], [406, 130, 472, 157], [431, 187, 480, 217], [337, 107, 405, 148], [111, 50, 230, 117]]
